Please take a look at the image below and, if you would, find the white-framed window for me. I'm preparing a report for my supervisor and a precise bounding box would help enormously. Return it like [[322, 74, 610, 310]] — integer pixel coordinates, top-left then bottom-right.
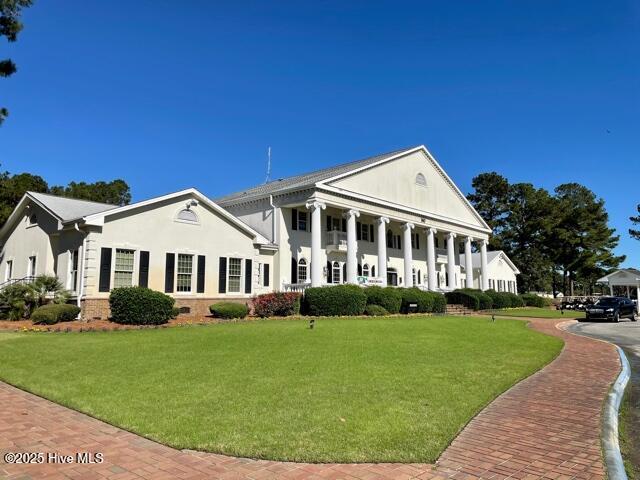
[[297, 211, 308, 231], [176, 208, 199, 223], [412, 268, 417, 285], [176, 253, 194, 292], [332, 261, 341, 284], [70, 250, 79, 291], [362, 263, 369, 278], [228, 257, 242, 293], [27, 256, 36, 277], [5, 260, 12, 281], [411, 233, 420, 249], [114, 249, 135, 288], [298, 258, 308, 283], [360, 223, 369, 241], [415, 173, 427, 187]]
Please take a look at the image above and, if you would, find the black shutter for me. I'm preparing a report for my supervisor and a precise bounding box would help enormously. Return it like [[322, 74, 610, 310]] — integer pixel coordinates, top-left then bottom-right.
[[218, 257, 227, 293], [358, 264, 362, 276], [356, 222, 361, 240], [164, 253, 175, 293], [369, 225, 374, 243], [138, 251, 150, 288], [326, 215, 332, 231], [197, 255, 206, 293], [342, 263, 346, 282], [416, 234, 420, 249], [263, 264, 270, 287], [291, 257, 298, 284], [291, 208, 298, 230], [98, 248, 112, 292], [341, 218, 346, 232], [326, 261, 332, 283], [245, 259, 252, 294], [372, 265, 376, 277]]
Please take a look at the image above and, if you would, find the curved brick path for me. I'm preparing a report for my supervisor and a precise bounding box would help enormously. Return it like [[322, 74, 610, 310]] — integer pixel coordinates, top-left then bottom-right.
[[0, 318, 619, 480]]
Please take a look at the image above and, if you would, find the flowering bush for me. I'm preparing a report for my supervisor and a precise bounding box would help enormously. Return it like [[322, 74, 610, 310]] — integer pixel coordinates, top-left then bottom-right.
[[253, 292, 301, 318]]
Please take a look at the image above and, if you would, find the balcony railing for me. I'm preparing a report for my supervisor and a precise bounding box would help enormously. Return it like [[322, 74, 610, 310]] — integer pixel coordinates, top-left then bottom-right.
[[326, 230, 347, 252]]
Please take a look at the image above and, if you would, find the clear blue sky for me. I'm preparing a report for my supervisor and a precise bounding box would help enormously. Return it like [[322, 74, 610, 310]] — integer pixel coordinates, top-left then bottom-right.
[[2, 1, 639, 266]]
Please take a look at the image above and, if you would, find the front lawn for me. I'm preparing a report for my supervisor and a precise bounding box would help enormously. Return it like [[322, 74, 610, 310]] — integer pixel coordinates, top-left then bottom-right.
[[491, 307, 585, 319], [0, 316, 562, 463]]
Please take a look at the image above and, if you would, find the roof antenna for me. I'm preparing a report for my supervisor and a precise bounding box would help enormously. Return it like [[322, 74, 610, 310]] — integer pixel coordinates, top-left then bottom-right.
[[264, 146, 272, 184]]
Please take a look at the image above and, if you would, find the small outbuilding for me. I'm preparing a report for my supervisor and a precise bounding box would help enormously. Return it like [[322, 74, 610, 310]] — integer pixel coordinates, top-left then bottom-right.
[[596, 268, 640, 313]]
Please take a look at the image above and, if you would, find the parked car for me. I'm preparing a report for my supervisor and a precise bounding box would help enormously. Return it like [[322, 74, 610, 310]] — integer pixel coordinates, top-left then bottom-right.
[[584, 297, 637, 322]]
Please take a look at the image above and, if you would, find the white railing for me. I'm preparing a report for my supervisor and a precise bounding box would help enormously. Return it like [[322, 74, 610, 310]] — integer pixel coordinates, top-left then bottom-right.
[[326, 230, 347, 247], [0, 275, 36, 290]]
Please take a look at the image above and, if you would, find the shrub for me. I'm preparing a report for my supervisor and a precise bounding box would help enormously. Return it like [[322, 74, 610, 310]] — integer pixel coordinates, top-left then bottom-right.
[[520, 293, 548, 308], [364, 304, 389, 316], [27, 275, 70, 307], [109, 287, 175, 325], [505, 292, 525, 308], [31, 304, 81, 325], [445, 290, 480, 310], [0, 283, 37, 320], [485, 289, 510, 309], [253, 292, 301, 317], [364, 286, 402, 314], [428, 292, 447, 313], [303, 285, 367, 316], [459, 288, 493, 310], [399, 288, 434, 313], [210, 302, 249, 319]]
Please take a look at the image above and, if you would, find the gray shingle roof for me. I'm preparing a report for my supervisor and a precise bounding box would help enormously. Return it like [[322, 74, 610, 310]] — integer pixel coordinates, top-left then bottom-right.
[[215, 146, 419, 206], [29, 191, 117, 222], [459, 251, 504, 269]]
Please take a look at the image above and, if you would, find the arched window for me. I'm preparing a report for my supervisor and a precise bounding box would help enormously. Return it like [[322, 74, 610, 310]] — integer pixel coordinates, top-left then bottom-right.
[[176, 208, 198, 223], [298, 258, 308, 283], [415, 173, 427, 186], [371, 265, 376, 277], [28, 213, 37, 225], [362, 263, 369, 278], [332, 262, 341, 284]]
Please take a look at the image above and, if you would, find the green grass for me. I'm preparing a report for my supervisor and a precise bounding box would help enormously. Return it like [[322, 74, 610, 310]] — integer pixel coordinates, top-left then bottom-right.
[[490, 307, 585, 319], [0, 316, 562, 463]]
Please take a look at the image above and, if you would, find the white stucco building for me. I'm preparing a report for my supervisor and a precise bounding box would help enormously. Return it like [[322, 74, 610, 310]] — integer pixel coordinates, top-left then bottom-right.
[[0, 145, 520, 319]]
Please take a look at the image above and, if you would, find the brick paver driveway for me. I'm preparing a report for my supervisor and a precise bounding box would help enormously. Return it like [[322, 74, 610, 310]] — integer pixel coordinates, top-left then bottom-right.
[[0, 318, 619, 480]]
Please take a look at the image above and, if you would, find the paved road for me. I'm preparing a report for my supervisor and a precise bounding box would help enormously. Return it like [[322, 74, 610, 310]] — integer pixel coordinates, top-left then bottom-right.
[[568, 317, 640, 476]]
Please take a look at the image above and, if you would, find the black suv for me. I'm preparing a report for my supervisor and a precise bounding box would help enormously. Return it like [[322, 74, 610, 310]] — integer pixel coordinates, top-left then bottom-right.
[[584, 297, 637, 322]]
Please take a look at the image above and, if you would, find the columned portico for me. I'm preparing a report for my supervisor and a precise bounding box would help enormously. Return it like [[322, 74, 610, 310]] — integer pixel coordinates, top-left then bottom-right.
[[480, 239, 489, 291], [402, 223, 414, 287], [426, 227, 437, 291], [446, 232, 456, 289], [464, 236, 474, 289], [377, 217, 389, 286], [306, 201, 326, 287], [345, 209, 360, 284]]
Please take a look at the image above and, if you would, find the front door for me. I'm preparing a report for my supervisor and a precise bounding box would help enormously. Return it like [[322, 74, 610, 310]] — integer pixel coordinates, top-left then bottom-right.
[[387, 271, 398, 286]]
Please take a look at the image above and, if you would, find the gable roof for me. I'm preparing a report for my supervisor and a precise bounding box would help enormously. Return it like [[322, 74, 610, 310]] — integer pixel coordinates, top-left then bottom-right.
[[459, 250, 520, 274], [28, 191, 117, 222], [215, 146, 420, 206], [83, 188, 269, 245], [597, 268, 640, 285]]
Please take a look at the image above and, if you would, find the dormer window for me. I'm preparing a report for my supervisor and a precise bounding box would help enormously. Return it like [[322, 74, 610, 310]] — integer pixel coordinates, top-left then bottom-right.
[[415, 173, 427, 187], [176, 208, 199, 223], [28, 213, 37, 225]]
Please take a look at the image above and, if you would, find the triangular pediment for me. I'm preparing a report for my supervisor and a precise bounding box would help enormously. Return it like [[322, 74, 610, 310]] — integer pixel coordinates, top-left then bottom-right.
[[324, 148, 489, 230]]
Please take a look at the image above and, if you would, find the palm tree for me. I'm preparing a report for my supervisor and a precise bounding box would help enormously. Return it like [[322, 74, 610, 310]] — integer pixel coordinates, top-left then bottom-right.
[[27, 275, 70, 307]]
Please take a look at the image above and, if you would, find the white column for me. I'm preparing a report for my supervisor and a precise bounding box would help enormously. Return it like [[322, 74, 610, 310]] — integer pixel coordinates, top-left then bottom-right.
[[377, 217, 389, 286], [446, 232, 456, 289], [609, 284, 614, 296], [480, 239, 489, 291], [345, 209, 360, 284], [637, 286, 640, 315], [403, 223, 414, 287], [306, 201, 326, 287], [464, 236, 474, 289], [426, 228, 437, 291]]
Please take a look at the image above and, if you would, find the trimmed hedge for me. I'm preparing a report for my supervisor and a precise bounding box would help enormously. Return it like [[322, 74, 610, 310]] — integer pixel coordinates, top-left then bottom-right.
[[253, 292, 301, 317], [428, 292, 447, 313], [210, 302, 249, 319], [31, 304, 81, 325], [303, 285, 367, 316], [445, 290, 480, 310], [109, 287, 175, 325], [520, 293, 549, 308], [364, 304, 389, 316], [364, 286, 402, 314], [485, 290, 525, 309], [459, 288, 493, 310], [400, 288, 436, 313]]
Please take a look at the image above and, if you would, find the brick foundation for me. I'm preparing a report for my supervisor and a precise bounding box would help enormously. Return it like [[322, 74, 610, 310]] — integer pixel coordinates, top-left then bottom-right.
[[81, 297, 251, 321]]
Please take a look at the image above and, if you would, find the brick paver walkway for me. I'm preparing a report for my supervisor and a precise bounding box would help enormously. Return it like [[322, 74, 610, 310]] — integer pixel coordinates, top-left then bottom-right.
[[0, 318, 619, 480]]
